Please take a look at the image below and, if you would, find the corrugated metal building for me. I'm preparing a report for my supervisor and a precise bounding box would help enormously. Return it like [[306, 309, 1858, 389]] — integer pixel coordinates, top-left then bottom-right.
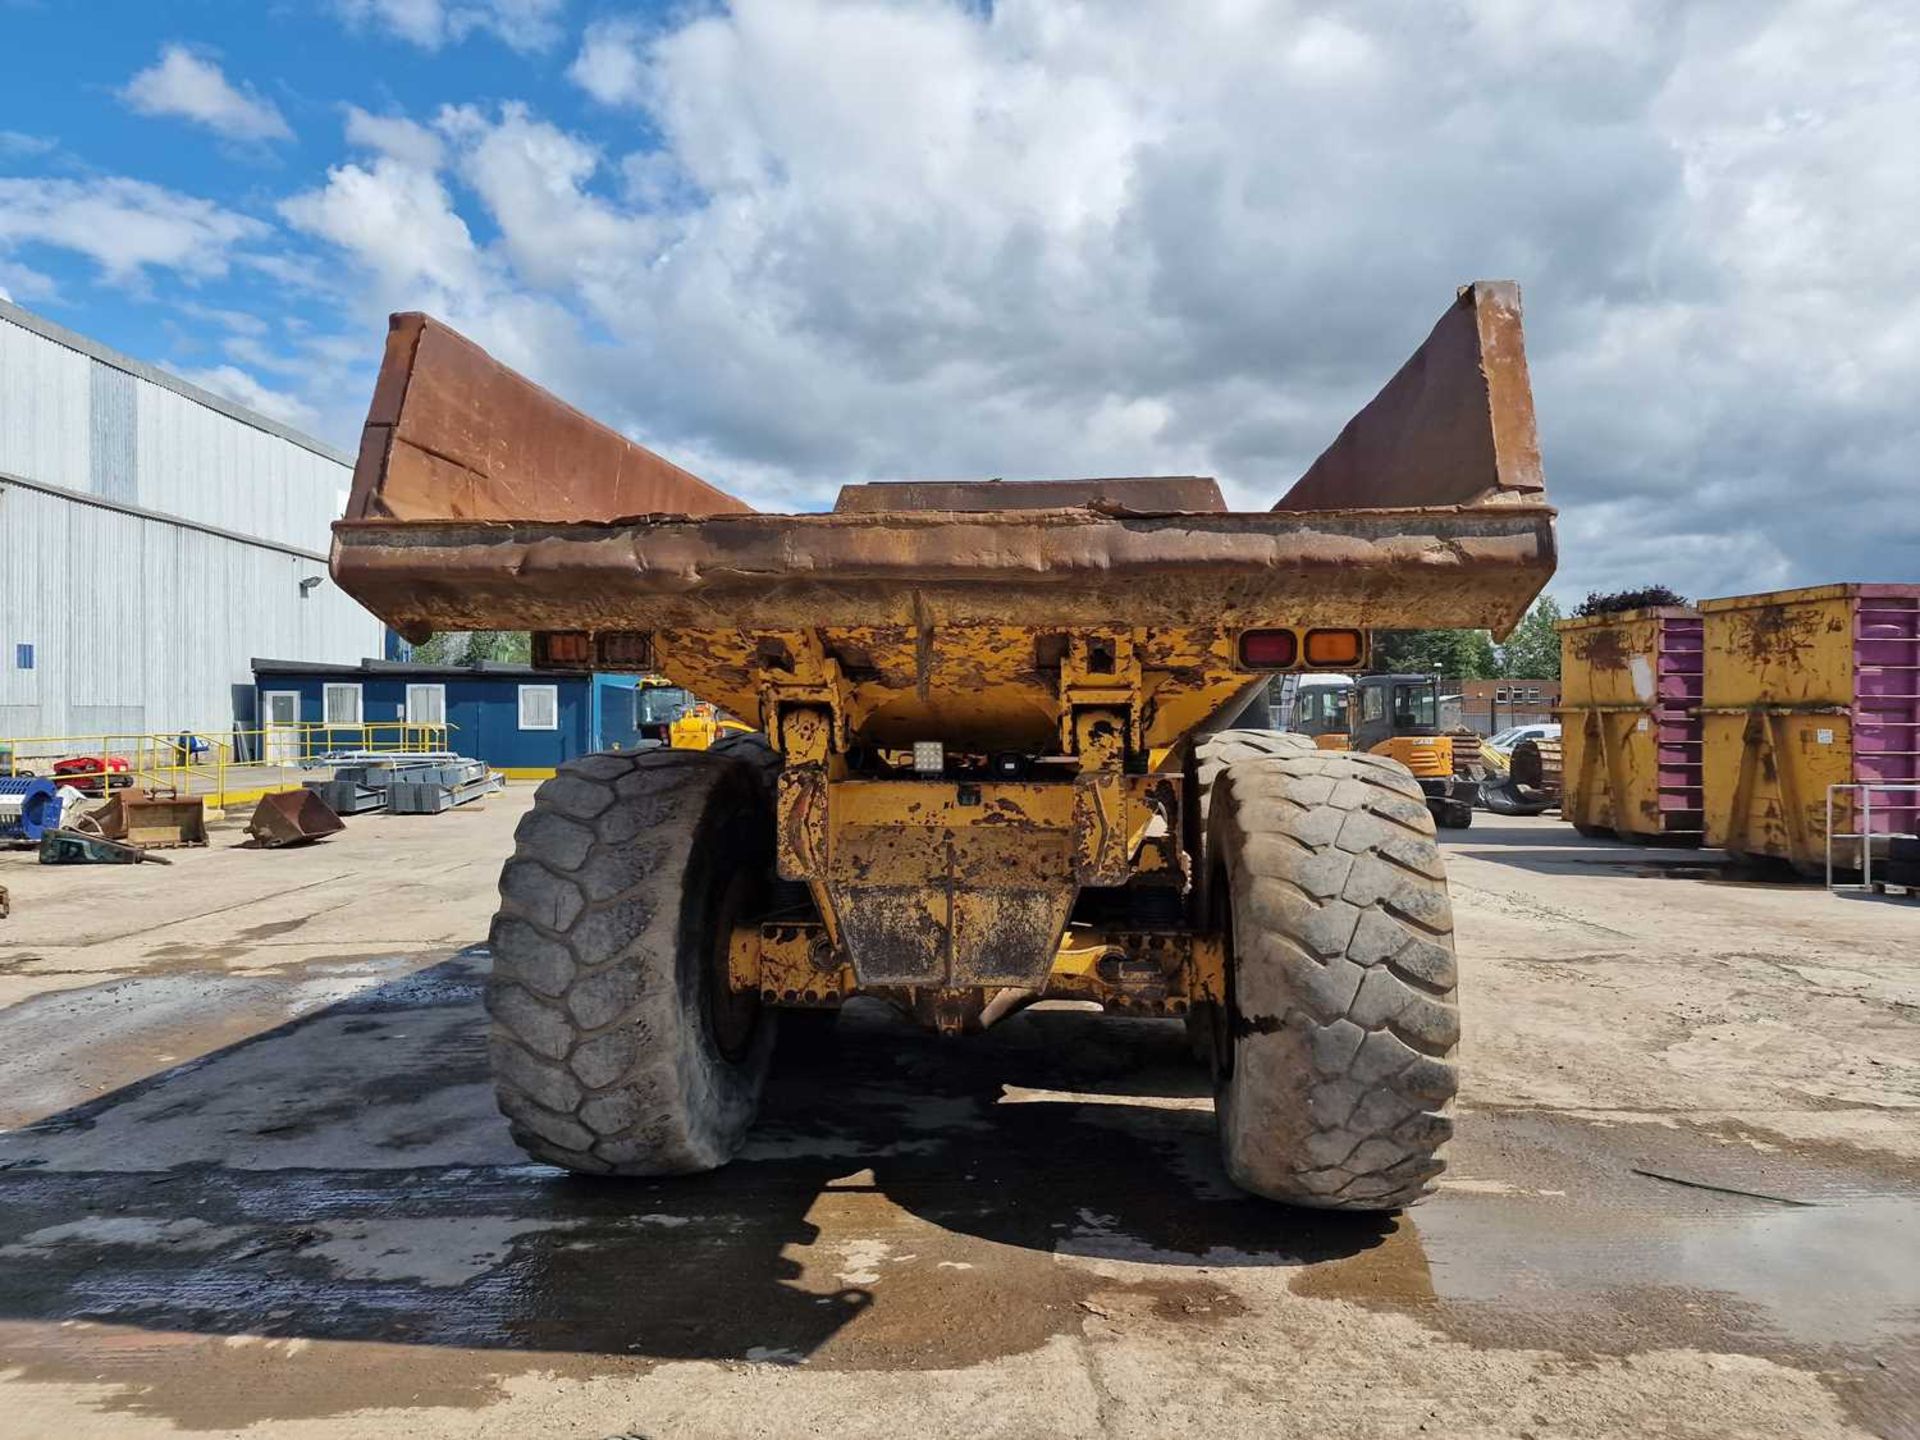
[[0, 298, 383, 742]]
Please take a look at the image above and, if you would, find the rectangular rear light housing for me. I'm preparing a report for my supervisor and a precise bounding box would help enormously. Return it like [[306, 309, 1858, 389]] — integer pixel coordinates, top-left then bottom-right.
[[534, 630, 593, 668], [1304, 629, 1366, 668], [1237, 629, 1299, 669], [533, 630, 655, 671], [1237, 627, 1368, 671]]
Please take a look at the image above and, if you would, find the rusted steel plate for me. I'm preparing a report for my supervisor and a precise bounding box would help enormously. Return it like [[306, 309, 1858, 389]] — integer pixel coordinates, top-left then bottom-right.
[[333, 504, 1556, 640], [331, 280, 1557, 643], [834, 476, 1226, 514], [346, 314, 751, 524], [1277, 281, 1545, 512]]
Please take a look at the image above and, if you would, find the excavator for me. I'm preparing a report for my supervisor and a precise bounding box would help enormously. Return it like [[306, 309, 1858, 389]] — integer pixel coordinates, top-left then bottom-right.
[[1281, 673, 1477, 828]]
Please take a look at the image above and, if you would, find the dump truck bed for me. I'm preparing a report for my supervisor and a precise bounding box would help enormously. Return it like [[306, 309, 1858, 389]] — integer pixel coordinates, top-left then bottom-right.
[[334, 503, 1555, 639], [332, 282, 1555, 641]]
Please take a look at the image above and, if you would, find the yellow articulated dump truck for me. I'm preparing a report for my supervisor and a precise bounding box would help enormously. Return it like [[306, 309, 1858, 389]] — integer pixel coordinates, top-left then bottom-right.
[[330, 282, 1555, 1210]]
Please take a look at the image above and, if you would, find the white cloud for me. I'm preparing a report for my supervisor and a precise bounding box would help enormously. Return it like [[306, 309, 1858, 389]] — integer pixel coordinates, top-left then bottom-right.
[[279, 155, 485, 304], [446, 104, 657, 291], [268, 0, 1919, 595], [0, 260, 56, 304], [277, 130, 585, 396], [344, 106, 446, 170], [0, 130, 58, 158], [174, 363, 322, 431], [173, 300, 269, 337], [569, 18, 649, 106], [0, 176, 268, 282], [120, 45, 292, 143], [334, 0, 566, 53]]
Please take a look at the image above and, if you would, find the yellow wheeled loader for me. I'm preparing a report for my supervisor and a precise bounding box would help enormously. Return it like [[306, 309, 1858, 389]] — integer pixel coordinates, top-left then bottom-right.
[[668, 702, 757, 752], [330, 282, 1554, 1210]]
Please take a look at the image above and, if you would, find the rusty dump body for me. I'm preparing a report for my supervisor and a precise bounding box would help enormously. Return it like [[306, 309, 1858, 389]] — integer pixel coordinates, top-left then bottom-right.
[[332, 282, 1555, 1022]]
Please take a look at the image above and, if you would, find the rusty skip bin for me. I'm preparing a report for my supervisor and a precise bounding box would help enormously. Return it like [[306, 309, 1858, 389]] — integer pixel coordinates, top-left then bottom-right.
[[1701, 584, 1920, 875], [1556, 607, 1706, 843]]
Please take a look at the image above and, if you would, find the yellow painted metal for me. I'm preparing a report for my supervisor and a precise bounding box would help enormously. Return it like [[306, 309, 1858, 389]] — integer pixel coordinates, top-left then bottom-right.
[[666, 704, 752, 750], [668, 711, 712, 749], [1557, 607, 1699, 840], [1699, 587, 1861, 872], [728, 918, 1224, 1018], [657, 624, 1299, 756], [730, 924, 855, 1005], [1313, 734, 1352, 752], [774, 771, 1179, 989], [1371, 735, 1452, 778]]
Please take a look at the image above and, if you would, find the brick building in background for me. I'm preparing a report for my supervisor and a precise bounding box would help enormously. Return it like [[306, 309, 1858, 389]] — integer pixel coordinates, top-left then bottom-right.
[[1451, 678, 1561, 733]]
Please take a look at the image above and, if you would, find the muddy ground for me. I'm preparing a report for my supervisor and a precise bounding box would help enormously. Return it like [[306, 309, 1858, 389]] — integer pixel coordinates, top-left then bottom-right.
[[0, 792, 1913, 1438]]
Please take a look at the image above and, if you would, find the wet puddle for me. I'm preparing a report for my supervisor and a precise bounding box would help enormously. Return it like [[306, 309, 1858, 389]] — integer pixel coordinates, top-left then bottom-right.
[[1413, 1187, 1919, 1351], [0, 962, 1914, 1431]]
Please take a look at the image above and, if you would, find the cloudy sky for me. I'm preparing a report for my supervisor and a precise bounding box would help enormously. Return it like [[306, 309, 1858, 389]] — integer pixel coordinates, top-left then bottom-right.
[[2, 0, 1915, 600]]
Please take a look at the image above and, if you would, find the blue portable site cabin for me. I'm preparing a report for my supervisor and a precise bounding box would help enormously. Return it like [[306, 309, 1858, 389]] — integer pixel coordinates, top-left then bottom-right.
[[250, 659, 682, 776]]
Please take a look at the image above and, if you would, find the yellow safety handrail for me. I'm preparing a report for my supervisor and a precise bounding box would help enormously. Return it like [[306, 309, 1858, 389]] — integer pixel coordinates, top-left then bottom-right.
[[0, 722, 455, 810]]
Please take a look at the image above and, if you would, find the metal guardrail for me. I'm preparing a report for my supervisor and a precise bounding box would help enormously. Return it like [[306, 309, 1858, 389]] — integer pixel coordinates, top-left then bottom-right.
[[1825, 782, 1920, 896], [0, 723, 453, 809]]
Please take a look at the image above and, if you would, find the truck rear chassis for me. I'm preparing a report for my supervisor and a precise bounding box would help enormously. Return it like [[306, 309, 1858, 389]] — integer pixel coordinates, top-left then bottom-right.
[[331, 283, 1556, 1209]]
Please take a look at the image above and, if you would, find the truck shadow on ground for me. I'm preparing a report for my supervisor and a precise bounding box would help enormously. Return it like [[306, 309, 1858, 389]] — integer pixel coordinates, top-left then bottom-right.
[[0, 960, 1396, 1368]]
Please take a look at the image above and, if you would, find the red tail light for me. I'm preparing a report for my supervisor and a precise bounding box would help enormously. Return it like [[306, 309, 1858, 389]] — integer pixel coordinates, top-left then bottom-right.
[[535, 631, 592, 667], [1238, 629, 1299, 668]]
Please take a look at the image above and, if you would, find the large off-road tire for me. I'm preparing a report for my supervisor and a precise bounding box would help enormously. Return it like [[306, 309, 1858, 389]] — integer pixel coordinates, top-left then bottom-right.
[[1194, 729, 1318, 833], [1208, 748, 1460, 1209], [487, 747, 777, 1174], [1185, 730, 1320, 1060]]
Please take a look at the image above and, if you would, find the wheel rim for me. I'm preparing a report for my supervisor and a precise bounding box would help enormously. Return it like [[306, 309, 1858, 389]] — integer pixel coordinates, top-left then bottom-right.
[[705, 867, 760, 1062], [1209, 864, 1236, 1084]]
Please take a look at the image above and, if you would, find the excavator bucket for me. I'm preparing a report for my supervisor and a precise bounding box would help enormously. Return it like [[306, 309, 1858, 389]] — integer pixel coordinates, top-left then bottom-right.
[[246, 789, 346, 848], [89, 792, 209, 849]]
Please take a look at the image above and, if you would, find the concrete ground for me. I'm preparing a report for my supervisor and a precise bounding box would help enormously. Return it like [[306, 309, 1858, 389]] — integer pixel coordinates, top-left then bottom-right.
[[0, 792, 1914, 1439]]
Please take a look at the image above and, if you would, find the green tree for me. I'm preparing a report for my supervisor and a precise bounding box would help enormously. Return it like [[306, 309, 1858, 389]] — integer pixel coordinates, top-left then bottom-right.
[[461, 630, 532, 664], [1498, 595, 1563, 679], [1370, 628, 1498, 679], [1572, 585, 1690, 618], [405, 631, 465, 665], [402, 630, 532, 666]]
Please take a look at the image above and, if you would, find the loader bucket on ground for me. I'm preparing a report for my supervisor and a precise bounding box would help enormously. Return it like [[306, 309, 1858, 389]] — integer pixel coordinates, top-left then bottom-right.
[[246, 789, 345, 848], [90, 793, 209, 849]]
